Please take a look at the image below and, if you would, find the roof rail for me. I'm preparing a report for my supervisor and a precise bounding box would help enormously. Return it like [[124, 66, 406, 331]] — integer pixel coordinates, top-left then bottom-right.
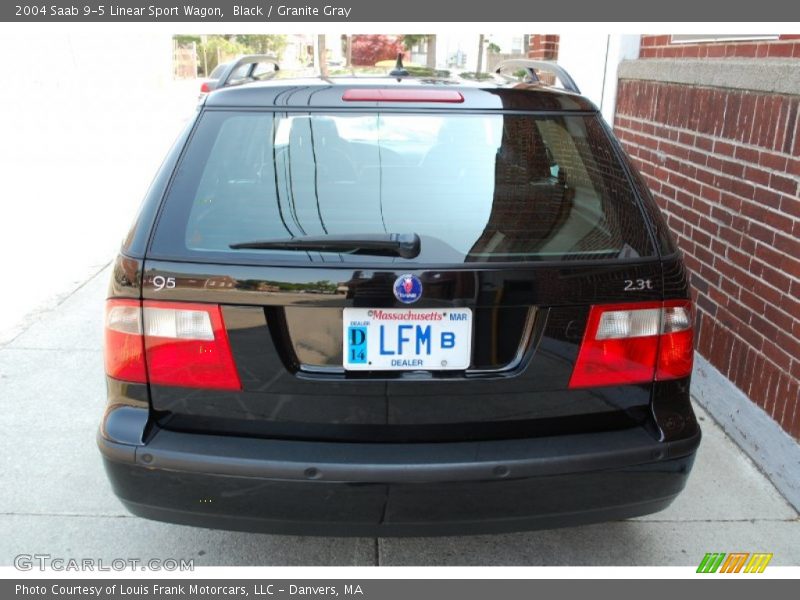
[[217, 55, 280, 89], [494, 59, 580, 94]]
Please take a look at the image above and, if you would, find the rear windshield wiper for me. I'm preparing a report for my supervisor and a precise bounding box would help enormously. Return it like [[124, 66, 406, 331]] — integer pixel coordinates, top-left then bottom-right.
[[230, 233, 421, 259]]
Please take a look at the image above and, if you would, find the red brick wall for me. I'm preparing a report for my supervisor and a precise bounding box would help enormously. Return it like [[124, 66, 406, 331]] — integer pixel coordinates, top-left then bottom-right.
[[640, 34, 800, 58], [528, 35, 559, 60], [614, 49, 800, 439]]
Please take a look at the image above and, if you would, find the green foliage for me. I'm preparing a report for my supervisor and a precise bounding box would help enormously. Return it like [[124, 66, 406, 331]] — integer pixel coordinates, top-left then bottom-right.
[[175, 34, 288, 76], [198, 37, 246, 75], [459, 72, 495, 81], [402, 34, 429, 50], [329, 66, 383, 76], [236, 35, 288, 56], [405, 66, 450, 78], [175, 35, 201, 46], [486, 42, 502, 54]]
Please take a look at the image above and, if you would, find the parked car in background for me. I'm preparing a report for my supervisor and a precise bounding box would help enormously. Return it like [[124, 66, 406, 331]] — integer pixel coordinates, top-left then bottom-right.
[[198, 55, 279, 101]]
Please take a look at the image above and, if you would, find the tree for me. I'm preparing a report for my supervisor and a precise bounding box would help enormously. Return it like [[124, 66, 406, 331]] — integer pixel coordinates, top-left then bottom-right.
[[197, 36, 248, 75], [402, 34, 437, 68], [476, 34, 485, 73], [426, 36, 437, 69], [318, 35, 329, 78], [350, 35, 404, 66], [235, 35, 287, 57], [174, 34, 288, 77], [343, 35, 352, 67], [175, 35, 201, 46]]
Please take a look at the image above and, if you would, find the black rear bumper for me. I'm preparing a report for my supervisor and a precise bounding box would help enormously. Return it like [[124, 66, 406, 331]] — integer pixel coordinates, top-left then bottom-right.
[[98, 408, 700, 536]]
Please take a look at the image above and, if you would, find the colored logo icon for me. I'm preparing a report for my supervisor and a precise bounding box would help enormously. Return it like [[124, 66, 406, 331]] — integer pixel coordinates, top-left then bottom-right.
[[393, 274, 423, 304], [696, 552, 773, 573]]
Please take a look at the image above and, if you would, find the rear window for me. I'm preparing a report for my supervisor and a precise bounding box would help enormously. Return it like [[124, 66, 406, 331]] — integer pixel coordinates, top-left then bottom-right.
[[150, 110, 654, 264]]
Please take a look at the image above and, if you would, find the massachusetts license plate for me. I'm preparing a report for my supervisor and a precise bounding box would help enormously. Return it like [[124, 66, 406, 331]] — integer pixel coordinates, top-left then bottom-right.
[[343, 308, 473, 371]]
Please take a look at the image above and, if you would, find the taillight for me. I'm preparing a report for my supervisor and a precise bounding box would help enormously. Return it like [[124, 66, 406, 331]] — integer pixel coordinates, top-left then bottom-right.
[[105, 299, 146, 383], [143, 301, 240, 390], [656, 302, 694, 380], [104, 299, 241, 391], [568, 300, 693, 389], [200, 82, 212, 93], [342, 89, 465, 103]]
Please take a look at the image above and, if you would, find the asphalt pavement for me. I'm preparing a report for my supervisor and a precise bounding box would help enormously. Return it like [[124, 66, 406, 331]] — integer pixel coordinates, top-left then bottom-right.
[[1, 265, 798, 567]]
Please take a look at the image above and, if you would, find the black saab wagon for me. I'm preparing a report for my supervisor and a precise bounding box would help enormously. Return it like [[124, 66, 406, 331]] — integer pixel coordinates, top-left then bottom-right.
[[98, 58, 700, 536]]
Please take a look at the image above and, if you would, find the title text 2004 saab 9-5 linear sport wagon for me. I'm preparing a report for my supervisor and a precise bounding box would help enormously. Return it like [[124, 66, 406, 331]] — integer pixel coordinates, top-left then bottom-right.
[[98, 58, 700, 536]]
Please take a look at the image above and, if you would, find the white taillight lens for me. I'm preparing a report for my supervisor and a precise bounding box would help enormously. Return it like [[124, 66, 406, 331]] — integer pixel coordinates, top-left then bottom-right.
[[661, 305, 692, 333], [106, 304, 142, 334], [596, 308, 661, 339], [143, 307, 214, 340], [104, 299, 147, 383]]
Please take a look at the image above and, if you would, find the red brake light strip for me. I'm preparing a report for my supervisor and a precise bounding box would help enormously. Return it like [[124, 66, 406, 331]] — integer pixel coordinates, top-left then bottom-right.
[[342, 89, 465, 103]]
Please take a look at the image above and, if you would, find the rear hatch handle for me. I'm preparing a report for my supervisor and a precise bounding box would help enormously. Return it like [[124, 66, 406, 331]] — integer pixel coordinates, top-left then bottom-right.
[[230, 233, 421, 259]]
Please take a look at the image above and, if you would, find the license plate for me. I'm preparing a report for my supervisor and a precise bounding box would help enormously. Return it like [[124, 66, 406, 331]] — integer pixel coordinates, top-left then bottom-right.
[[343, 308, 473, 371]]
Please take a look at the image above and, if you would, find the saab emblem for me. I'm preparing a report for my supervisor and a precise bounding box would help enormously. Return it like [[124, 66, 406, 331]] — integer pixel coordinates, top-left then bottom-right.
[[393, 274, 423, 304]]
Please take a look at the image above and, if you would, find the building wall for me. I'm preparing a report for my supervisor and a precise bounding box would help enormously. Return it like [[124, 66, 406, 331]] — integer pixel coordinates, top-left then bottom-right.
[[639, 34, 800, 59], [555, 34, 641, 124], [528, 34, 559, 60], [614, 35, 800, 440]]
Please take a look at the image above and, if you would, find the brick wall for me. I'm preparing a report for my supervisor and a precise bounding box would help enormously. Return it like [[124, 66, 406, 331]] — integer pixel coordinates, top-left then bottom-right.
[[615, 36, 800, 440], [640, 34, 800, 58], [528, 35, 559, 60]]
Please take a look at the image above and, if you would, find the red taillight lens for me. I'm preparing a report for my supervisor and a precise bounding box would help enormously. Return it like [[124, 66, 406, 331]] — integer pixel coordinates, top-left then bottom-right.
[[103, 299, 241, 391], [143, 301, 241, 390], [569, 300, 693, 389], [200, 82, 212, 93], [105, 299, 147, 383], [656, 300, 694, 380]]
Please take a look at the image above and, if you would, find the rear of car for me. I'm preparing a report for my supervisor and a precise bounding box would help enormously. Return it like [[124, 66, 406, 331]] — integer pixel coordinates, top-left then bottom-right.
[[98, 78, 700, 536]]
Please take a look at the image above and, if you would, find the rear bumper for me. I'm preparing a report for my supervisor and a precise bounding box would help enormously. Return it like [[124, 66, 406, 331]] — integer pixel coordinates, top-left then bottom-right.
[[98, 409, 700, 536]]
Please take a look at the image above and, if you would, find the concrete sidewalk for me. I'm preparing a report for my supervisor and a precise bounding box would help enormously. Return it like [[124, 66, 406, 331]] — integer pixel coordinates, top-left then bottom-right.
[[1, 266, 797, 566]]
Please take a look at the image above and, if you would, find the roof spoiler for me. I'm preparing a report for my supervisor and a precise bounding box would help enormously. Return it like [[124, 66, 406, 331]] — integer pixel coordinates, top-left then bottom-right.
[[494, 59, 580, 94], [216, 55, 280, 89]]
